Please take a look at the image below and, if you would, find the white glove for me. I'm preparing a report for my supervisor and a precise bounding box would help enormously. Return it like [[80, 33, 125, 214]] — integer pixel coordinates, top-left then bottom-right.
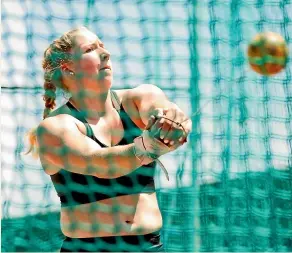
[[134, 130, 173, 160], [133, 113, 179, 181], [133, 130, 171, 181], [134, 109, 175, 163]]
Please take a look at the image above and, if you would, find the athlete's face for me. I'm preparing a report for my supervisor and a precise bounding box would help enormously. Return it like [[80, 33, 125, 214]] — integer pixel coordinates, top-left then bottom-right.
[[68, 29, 113, 95]]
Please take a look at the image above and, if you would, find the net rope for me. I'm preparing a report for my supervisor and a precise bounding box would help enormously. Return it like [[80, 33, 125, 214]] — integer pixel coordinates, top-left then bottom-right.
[[2, 0, 292, 252]]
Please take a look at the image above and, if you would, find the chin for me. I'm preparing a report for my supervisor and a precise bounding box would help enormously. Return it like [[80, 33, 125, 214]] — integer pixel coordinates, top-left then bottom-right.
[[101, 77, 113, 90], [99, 111, 106, 117]]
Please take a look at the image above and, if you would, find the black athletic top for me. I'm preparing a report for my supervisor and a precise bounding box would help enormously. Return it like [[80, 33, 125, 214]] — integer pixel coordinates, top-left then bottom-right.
[[50, 91, 156, 207]]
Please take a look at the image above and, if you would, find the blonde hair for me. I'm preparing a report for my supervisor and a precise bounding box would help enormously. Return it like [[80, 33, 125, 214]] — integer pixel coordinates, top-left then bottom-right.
[[26, 26, 87, 157]]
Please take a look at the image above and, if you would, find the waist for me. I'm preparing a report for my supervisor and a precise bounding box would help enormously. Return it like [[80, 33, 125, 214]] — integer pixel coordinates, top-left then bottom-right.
[[60, 192, 162, 238], [61, 230, 163, 252]]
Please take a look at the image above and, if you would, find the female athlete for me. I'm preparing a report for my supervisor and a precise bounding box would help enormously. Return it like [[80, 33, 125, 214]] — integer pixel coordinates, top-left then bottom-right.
[[27, 26, 191, 252]]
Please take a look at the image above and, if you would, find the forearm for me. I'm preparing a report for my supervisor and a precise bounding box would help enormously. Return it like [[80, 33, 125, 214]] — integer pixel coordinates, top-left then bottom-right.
[[66, 143, 144, 179], [133, 85, 181, 125]]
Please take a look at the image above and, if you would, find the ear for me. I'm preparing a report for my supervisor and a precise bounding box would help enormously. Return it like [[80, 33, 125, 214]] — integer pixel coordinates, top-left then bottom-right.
[[60, 63, 74, 76]]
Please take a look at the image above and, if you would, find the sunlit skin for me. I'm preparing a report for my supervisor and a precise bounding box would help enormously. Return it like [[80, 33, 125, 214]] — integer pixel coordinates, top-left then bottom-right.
[[37, 27, 191, 239], [62, 29, 114, 122], [42, 29, 163, 238]]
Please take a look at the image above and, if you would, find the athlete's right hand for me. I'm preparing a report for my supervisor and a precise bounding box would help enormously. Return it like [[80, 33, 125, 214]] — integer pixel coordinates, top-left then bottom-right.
[[133, 114, 182, 165], [145, 111, 185, 150]]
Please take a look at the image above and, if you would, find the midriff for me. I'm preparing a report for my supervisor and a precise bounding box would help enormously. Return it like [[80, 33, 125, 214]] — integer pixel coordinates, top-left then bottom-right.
[[60, 192, 162, 238]]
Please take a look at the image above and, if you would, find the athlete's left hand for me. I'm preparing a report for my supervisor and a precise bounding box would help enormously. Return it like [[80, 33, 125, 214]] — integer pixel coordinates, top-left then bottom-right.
[[150, 107, 192, 146]]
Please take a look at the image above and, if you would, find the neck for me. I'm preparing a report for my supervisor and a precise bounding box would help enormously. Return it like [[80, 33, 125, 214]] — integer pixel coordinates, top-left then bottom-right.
[[69, 90, 114, 123]]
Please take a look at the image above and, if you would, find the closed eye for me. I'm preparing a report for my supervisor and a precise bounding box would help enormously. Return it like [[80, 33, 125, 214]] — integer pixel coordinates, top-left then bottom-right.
[[84, 46, 96, 53], [83, 41, 104, 53]]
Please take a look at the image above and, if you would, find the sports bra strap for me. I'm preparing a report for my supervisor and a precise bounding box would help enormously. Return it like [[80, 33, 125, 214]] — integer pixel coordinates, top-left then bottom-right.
[[110, 90, 121, 111], [84, 123, 94, 139], [110, 91, 169, 181]]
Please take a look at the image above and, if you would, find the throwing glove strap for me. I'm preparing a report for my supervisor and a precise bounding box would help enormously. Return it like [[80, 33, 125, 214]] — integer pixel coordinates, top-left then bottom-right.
[[134, 134, 169, 181]]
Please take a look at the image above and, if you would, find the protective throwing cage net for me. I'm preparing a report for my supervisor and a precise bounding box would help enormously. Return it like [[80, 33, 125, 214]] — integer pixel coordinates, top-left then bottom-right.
[[2, 0, 292, 252]]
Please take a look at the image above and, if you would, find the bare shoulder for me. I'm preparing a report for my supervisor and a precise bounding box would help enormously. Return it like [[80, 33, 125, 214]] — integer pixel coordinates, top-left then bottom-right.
[[36, 114, 74, 175], [114, 84, 164, 104], [112, 85, 162, 129], [36, 113, 79, 154], [36, 114, 75, 153], [37, 113, 74, 135], [113, 89, 128, 104], [38, 102, 79, 135]]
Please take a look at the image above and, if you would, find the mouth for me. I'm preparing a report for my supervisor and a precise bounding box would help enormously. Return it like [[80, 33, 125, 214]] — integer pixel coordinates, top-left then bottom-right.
[[100, 66, 111, 71]]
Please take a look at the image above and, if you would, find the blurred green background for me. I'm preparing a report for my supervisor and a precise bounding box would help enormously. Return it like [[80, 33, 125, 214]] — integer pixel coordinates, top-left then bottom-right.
[[2, 0, 292, 251]]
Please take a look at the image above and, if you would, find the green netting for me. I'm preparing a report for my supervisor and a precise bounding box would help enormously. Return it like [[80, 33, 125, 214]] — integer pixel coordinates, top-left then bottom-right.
[[2, 0, 292, 252]]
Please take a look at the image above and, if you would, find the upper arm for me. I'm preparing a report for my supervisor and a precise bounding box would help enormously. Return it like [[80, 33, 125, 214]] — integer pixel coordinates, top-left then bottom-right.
[[36, 116, 102, 176], [130, 84, 174, 125]]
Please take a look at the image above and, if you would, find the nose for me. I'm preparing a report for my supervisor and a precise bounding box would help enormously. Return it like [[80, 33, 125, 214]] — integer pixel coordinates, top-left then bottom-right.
[[100, 50, 110, 62]]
